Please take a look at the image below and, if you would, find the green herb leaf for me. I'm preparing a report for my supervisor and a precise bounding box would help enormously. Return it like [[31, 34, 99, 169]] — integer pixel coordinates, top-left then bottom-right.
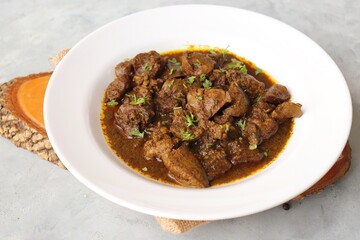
[[142, 167, 148, 171], [228, 58, 243, 69], [169, 68, 175, 75], [253, 95, 262, 104], [196, 96, 203, 101], [209, 49, 217, 55], [236, 119, 247, 131], [249, 144, 257, 150], [130, 128, 145, 138], [221, 124, 230, 133], [106, 100, 118, 106], [141, 63, 152, 72], [168, 79, 175, 89], [184, 112, 198, 127], [219, 68, 228, 73], [219, 46, 230, 55], [263, 150, 269, 157], [202, 79, 213, 89], [180, 131, 195, 141], [255, 67, 262, 75], [239, 64, 248, 74], [194, 59, 201, 67], [199, 73, 207, 81], [126, 94, 149, 105], [187, 76, 196, 84], [168, 58, 181, 66], [174, 97, 185, 103]]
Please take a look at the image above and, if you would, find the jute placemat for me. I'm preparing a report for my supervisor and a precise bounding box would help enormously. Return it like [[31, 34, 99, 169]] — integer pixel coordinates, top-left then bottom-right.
[[0, 49, 351, 234]]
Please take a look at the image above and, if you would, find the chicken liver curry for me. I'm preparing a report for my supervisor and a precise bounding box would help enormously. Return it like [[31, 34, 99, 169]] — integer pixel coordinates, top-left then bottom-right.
[[101, 48, 303, 188]]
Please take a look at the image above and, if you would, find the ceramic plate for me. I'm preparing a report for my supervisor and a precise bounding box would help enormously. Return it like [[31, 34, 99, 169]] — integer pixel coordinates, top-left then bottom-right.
[[44, 5, 352, 220]]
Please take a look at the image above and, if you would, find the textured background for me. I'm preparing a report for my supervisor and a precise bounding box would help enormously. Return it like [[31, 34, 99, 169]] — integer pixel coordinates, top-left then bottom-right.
[[0, 0, 359, 239]]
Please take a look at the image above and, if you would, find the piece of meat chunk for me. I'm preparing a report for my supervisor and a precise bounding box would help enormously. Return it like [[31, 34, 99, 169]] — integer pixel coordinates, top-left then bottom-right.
[[227, 139, 264, 165], [198, 144, 231, 180], [241, 121, 262, 146], [114, 86, 154, 137], [187, 88, 231, 119], [106, 60, 135, 101], [262, 84, 290, 104], [115, 61, 133, 80], [205, 120, 230, 140], [106, 76, 131, 101], [249, 108, 279, 141], [132, 51, 164, 85], [170, 108, 204, 141], [165, 145, 209, 188], [181, 52, 215, 76], [272, 102, 303, 121], [229, 70, 265, 99], [252, 101, 276, 113], [155, 78, 188, 113], [209, 69, 227, 87], [144, 127, 208, 188], [144, 126, 174, 160], [223, 82, 250, 117], [213, 114, 233, 125]]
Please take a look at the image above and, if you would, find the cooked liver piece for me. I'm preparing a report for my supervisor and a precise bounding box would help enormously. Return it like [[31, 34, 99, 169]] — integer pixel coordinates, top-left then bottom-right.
[[262, 84, 290, 104], [229, 71, 265, 98], [132, 51, 164, 85], [199, 144, 231, 180], [114, 86, 155, 137], [165, 145, 209, 188], [187, 88, 231, 119], [272, 102, 303, 121], [227, 139, 264, 165], [181, 52, 215, 76], [105, 76, 131, 101], [170, 108, 204, 141], [223, 82, 250, 117]]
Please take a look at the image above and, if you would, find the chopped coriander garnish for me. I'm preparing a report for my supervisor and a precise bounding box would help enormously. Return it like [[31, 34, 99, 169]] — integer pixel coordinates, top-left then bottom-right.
[[202, 79, 212, 89], [199, 73, 207, 81], [184, 112, 198, 127], [228, 58, 243, 69], [130, 128, 144, 138], [255, 67, 262, 75], [221, 124, 230, 133], [253, 95, 262, 104], [126, 94, 149, 105], [141, 63, 152, 72], [168, 79, 175, 89], [196, 96, 203, 101], [187, 76, 196, 84], [236, 119, 247, 131], [168, 58, 180, 66], [209, 49, 217, 55], [194, 59, 201, 67], [169, 68, 175, 75], [239, 65, 248, 74], [106, 100, 118, 106], [142, 167, 148, 171], [249, 144, 257, 150], [219, 46, 230, 56], [174, 97, 185, 103], [219, 68, 227, 73], [263, 150, 269, 157], [180, 131, 195, 141]]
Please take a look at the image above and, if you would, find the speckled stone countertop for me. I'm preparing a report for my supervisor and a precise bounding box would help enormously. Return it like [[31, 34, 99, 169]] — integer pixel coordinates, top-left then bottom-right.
[[1, 0, 359, 239]]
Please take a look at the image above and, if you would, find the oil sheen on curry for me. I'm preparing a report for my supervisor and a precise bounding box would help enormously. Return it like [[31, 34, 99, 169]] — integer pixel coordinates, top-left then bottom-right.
[[101, 48, 303, 188]]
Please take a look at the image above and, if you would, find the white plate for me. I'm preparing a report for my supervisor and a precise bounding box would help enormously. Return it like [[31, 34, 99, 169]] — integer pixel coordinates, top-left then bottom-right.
[[44, 5, 352, 220]]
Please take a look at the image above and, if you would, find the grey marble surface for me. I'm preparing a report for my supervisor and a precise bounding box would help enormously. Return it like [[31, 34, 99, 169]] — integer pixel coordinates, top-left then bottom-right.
[[0, 0, 359, 239]]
